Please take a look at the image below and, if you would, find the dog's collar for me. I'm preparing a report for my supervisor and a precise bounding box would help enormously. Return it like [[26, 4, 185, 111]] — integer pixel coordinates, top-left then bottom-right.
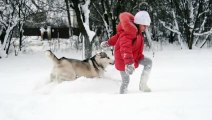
[[90, 56, 105, 71]]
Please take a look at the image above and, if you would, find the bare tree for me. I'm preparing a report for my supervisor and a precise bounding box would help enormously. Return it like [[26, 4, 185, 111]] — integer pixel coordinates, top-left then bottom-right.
[[69, 0, 94, 58], [64, 0, 73, 36], [0, 0, 19, 56]]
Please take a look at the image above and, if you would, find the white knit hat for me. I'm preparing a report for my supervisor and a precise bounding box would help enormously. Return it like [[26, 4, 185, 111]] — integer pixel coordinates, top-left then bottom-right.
[[134, 11, 151, 26]]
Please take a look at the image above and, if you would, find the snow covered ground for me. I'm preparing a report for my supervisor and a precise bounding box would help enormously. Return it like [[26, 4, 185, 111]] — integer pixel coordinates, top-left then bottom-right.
[[0, 48, 212, 120]]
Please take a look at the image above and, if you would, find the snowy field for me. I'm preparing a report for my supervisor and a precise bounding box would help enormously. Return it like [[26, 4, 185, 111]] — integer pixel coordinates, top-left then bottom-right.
[[0, 47, 212, 120]]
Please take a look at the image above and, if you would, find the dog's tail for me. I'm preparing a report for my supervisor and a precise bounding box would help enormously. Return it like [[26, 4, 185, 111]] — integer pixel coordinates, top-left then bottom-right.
[[45, 50, 59, 64]]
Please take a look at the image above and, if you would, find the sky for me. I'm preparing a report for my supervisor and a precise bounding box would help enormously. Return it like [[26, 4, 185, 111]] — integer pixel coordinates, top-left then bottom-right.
[[0, 43, 212, 120]]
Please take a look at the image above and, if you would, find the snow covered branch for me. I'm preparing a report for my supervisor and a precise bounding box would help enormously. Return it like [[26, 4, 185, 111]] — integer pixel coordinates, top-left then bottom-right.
[[193, 28, 212, 36], [81, 0, 95, 42], [198, 9, 209, 18], [91, 3, 110, 38], [159, 20, 181, 35]]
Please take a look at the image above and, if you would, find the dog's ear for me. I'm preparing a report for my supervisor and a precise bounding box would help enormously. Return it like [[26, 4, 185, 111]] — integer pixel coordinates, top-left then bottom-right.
[[95, 51, 102, 57], [98, 52, 108, 58]]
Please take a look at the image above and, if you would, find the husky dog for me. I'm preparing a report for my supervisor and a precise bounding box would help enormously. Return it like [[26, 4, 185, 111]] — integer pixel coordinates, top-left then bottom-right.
[[46, 50, 114, 82]]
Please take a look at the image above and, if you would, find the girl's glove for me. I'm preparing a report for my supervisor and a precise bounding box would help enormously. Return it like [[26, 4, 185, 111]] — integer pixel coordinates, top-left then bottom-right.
[[125, 64, 135, 75], [100, 41, 110, 48]]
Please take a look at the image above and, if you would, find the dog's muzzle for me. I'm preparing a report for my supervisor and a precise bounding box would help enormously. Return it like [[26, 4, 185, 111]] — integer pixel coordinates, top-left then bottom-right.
[[110, 61, 115, 65]]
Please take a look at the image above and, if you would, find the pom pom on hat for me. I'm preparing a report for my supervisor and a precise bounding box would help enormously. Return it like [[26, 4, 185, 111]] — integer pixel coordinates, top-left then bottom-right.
[[134, 11, 151, 26]]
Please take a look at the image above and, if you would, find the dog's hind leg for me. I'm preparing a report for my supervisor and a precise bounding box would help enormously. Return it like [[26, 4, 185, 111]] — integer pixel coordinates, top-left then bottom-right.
[[50, 73, 55, 82], [50, 73, 59, 82], [61, 73, 77, 81], [50, 73, 63, 83]]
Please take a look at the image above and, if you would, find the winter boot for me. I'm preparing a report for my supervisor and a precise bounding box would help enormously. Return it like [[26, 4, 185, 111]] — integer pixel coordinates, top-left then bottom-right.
[[139, 71, 151, 92], [120, 71, 130, 94]]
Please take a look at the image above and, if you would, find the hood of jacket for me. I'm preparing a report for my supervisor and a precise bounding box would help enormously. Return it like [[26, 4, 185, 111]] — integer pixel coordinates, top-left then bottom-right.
[[116, 12, 138, 36]]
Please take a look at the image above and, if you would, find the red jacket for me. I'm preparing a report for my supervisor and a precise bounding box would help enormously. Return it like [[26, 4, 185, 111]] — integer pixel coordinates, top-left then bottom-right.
[[108, 12, 144, 71]]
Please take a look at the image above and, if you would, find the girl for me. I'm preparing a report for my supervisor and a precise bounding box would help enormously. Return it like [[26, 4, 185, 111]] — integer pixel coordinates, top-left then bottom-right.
[[101, 11, 152, 94]]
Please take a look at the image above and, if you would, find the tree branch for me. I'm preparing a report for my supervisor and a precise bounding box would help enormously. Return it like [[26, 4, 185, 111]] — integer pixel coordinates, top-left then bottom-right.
[[194, 28, 212, 36], [159, 20, 181, 35]]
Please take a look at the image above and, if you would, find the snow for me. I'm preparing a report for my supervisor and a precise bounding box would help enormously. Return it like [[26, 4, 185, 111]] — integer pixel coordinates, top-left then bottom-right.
[[0, 48, 212, 120], [81, 0, 95, 42]]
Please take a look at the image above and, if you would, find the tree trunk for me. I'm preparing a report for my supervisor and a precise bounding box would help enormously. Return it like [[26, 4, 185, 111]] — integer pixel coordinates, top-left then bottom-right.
[[6, 30, 13, 55], [19, 25, 23, 51], [65, 0, 73, 36], [185, 24, 193, 49], [18, 2, 22, 51], [71, 0, 92, 58]]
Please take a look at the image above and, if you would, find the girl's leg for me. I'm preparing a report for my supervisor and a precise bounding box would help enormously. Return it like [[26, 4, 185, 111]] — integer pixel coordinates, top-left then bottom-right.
[[120, 71, 130, 94], [139, 57, 152, 92]]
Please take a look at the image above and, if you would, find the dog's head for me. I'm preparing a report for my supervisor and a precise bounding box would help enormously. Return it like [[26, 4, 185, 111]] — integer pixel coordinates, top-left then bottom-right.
[[94, 52, 114, 67]]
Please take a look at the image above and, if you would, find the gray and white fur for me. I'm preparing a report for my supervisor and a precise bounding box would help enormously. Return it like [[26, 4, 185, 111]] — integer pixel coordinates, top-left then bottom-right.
[[46, 50, 114, 82]]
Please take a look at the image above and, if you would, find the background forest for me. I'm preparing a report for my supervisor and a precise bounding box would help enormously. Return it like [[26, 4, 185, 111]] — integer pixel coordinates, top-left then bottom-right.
[[0, 0, 212, 58]]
